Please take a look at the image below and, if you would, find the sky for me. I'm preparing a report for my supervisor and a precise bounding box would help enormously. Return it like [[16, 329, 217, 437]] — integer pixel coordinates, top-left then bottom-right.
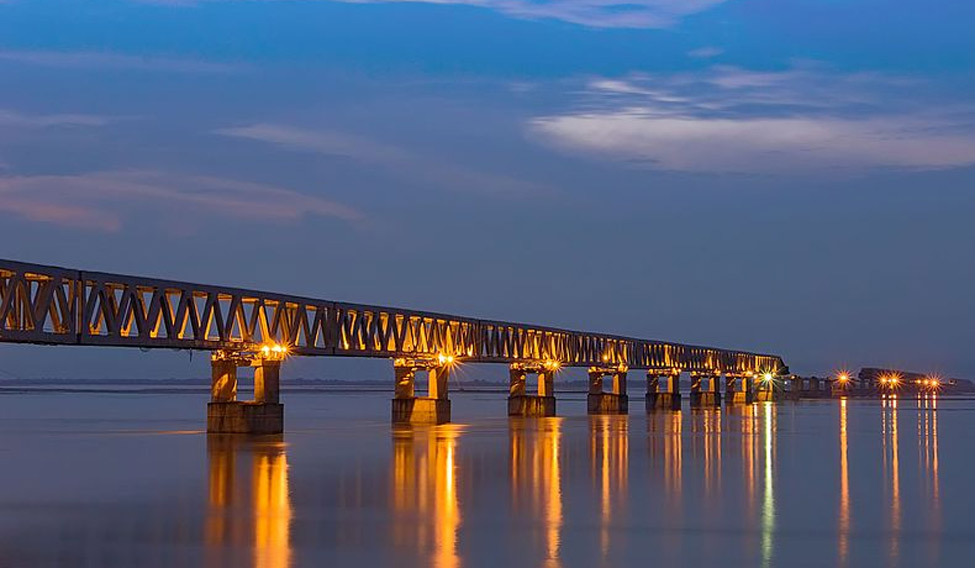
[[0, 0, 974, 381]]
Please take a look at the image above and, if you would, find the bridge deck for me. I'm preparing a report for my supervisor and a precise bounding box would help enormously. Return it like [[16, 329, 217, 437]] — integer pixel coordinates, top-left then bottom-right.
[[0, 259, 785, 374]]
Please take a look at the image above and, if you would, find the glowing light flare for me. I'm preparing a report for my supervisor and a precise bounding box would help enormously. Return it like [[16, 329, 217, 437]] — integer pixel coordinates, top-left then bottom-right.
[[543, 360, 562, 372], [880, 373, 901, 388], [437, 353, 456, 366], [259, 342, 289, 360]]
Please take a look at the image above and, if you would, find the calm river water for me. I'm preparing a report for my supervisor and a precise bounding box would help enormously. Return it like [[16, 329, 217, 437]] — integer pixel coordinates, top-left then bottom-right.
[[0, 390, 971, 567]]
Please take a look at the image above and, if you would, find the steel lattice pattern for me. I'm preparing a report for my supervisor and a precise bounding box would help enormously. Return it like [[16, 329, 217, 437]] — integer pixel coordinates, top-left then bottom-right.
[[0, 259, 784, 373]]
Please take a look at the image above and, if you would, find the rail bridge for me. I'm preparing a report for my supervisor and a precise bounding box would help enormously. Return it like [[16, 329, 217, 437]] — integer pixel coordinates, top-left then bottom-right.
[[0, 259, 787, 433]]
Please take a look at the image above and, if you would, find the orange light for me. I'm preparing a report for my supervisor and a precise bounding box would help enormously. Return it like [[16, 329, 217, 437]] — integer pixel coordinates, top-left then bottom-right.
[[437, 353, 455, 366]]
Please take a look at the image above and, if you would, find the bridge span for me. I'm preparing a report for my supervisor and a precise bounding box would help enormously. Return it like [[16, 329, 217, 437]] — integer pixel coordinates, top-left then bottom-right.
[[0, 259, 787, 433]]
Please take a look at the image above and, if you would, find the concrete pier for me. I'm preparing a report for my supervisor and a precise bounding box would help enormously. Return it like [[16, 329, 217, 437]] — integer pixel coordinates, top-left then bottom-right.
[[508, 395, 556, 416], [588, 366, 629, 415], [724, 374, 755, 405], [508, 363, 557, 417], [207, 401, 284, 435], [646, 372, 682, 411], [391, 357, 453, 424], [690, 373, 721, 408], [207, 350, 285, 435]]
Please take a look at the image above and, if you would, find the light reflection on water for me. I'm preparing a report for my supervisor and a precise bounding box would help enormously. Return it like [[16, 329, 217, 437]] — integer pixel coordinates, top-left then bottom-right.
[[0, 392, 970, 567], [206, 435, 291, 568], [509, 417, 562, 568], [390, 424, 462, 568]]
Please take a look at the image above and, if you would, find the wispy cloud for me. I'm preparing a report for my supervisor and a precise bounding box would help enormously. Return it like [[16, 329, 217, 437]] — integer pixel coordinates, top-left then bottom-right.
[[0, 108, 112, 128], [530, 65, 975, 173], [687, 46, 723, 59], [0, 170, 362, 231], [216, 123, 552, 197], [146, 0, 726, 28], [0, 50, 242, 73]]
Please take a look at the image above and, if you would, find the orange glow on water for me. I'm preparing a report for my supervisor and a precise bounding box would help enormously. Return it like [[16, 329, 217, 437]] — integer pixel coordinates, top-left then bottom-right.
[[392, 425, 462, 568], [510, 418, 563, 567], [206, 436, 292, 568], [839, 399, 850, 567]]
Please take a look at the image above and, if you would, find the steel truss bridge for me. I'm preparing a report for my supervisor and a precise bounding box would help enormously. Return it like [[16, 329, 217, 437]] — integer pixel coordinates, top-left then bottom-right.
[[0, 259, 785, 375]]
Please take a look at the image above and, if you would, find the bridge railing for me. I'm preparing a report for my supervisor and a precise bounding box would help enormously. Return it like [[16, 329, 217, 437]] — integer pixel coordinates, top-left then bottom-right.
[[0, 259, 786, 374]]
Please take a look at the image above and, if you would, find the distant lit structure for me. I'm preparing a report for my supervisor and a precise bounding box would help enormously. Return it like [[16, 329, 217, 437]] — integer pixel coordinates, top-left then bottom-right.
[[860, 368, 962, 395]]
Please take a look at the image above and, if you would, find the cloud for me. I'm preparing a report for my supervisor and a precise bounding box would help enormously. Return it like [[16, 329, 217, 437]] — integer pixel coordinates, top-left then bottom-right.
[[216, 123, 552, 197], [0, 108, 112, 128], [145, 0, 726, 28], [0, 170, 362, 231], [687, 46, 723, 59], [0, 50, 242, 73], [529, 65, 975, 173]]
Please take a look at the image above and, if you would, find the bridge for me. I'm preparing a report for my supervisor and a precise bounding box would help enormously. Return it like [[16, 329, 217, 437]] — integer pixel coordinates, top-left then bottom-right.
[[0, 259, 788, 433]]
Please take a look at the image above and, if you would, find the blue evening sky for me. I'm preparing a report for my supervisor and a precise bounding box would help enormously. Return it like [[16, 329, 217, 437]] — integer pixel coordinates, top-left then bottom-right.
[[0, 0, 973, 381]]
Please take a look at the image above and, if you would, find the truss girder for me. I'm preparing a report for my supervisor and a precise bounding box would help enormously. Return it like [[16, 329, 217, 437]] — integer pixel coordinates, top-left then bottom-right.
[[0, 260, 785, 373]]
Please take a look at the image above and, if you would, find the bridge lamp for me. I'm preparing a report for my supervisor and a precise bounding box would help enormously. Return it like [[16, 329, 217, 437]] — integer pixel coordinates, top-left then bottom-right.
[[836, 372, 850, 384], [762, 372, 774, 383], [543, 360, 561, 372], [880, 373, 900, 387], [259, 342, 289, 360], [437, 353, 455, 366]]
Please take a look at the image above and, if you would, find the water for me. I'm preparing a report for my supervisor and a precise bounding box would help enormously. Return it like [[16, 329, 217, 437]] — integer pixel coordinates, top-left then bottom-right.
[[0, 390, 971, 567]]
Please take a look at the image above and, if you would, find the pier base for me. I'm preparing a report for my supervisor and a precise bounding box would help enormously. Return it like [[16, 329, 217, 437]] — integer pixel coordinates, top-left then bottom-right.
[[754, 389, 775, 402], [646, 392, 682, 411], [391, 397, 451, 424], [508, 395, 556, 417], [690, 391, 722, 407], [588, 393, 629, 414], [724, 375, 754, 405], [207, 401, 284, 435], [725, 389, 755, 404]]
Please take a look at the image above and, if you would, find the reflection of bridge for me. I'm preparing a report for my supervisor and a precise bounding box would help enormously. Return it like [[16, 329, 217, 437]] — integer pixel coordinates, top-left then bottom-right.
[[0, 259, 787, 433]]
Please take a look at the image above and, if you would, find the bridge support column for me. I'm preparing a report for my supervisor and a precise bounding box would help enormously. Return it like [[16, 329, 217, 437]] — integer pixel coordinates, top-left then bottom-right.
[[724, 374, 755, 404], [507, 363, 557, 417], [646, 372, 682, 411], [588, 366, 628, 414], [391, 358, 452, 424], [207, 351, 284, 435], [690, 373, 721, 408]]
